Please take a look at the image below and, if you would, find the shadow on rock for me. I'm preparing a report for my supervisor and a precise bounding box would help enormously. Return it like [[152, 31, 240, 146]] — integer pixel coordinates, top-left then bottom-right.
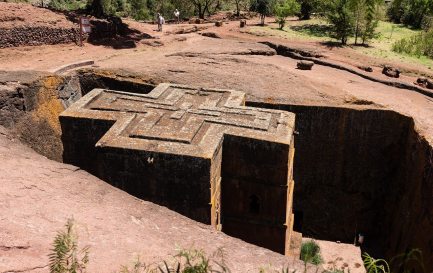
[[87, 17, 153, 49]]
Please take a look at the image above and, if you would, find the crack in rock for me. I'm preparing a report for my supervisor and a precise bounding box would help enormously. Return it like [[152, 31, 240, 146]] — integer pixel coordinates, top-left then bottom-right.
[[2, 265, 48, 273], [0, 245, 30, 251]]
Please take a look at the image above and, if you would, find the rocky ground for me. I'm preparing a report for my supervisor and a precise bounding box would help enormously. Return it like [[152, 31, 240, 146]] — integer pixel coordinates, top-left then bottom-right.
[[312, 239, 364, 273], [0, 126, 315, 273], [0, 3, 75, 29]]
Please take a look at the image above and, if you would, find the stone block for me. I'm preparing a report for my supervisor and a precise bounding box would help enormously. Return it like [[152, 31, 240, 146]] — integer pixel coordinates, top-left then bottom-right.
[[382, 65, 400, 78], [60, 83, 297, 254], [297, 61, 314, 70]]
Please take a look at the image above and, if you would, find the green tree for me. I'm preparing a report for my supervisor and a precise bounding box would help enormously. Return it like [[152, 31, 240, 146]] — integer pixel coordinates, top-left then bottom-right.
[[129, 0, 150, 20], [360, 0, 380, 44], [187, 0, 217, 18], [88, 0, 105, 17], [233, 0, 249, 16], [48, 0, 87, 11], [275, 0, 300, 29], [295, 0, 331, 20], [251, 0, 272, 25], [350, 0, 365, 44], [387, 0, 433, 28], [350, 0, 381, 45], [326, 0, 354, 44], [298, 0, 311, 19]]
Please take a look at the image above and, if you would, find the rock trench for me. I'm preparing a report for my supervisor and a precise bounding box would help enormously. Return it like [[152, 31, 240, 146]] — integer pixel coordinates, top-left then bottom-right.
[[1, 69, 433, 272]]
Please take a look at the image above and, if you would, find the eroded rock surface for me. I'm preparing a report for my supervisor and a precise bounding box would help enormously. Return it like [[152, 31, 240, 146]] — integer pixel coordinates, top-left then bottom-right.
[[0, 126, 313, 273]]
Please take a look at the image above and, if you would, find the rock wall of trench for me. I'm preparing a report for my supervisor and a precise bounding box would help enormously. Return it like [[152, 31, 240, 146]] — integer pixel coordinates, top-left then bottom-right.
[[0, 69, 158, 161], [77, 69, 158, 95], [2, 69, 432, 269], [0, 74, 62, 159], [247, 101, 433, 271]]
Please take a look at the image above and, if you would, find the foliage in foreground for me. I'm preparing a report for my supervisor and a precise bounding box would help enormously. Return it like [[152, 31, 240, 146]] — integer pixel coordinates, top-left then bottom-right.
[[117, 248, 231, 273], [49, 218, 89, 273], [363, 253, 390, 273], [300, 240, 323, 266], [362, 249, 429, 273], [48, 219, 433, 273]]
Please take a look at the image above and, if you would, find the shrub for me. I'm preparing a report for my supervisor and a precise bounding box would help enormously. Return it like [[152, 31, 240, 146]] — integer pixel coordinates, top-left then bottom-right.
[[49, 218, 90, 273], [392, 27, 433, 58], [300, 240, 323, 265], [274, 0, 300, 29], [48, 0, 87, 10], [387, 0, 433, 29]]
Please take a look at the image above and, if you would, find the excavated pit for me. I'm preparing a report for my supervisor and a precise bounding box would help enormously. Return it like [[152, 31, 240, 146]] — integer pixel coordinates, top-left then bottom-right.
[[2, 70, 433, 270], [247, 102, 433, 270]]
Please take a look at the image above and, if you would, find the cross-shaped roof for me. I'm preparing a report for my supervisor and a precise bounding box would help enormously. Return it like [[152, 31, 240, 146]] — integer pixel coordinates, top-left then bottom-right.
[[60, 83, 295, 158]]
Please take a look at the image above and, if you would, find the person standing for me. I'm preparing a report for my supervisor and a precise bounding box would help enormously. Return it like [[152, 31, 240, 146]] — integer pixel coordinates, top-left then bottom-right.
[[156, 13, 163, 32], [174, 9, 180, 24], [160, 14, 165, 31]]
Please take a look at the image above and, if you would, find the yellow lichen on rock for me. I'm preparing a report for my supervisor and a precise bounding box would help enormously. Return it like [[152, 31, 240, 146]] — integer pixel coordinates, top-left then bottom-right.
[[32, 75, 65, 137], [14, 75, 66, 162]]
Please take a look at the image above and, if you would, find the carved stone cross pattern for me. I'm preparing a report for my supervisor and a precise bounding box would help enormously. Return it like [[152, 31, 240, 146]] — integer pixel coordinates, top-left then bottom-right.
[[60, 83, 296, 255]]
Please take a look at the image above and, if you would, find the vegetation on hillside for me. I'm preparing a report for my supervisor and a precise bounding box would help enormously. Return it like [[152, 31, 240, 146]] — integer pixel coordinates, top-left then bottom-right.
[[387, 0, 433, 29], [322, 0, 382, 45], [392, 27, 433, 59], [43, 0, 433, 60], [275, 0, 300, 29]]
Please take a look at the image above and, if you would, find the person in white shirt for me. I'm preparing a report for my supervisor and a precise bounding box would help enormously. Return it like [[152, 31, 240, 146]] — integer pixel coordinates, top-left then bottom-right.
[[156, 13, 165, 32], [174, 9, 180, 24]]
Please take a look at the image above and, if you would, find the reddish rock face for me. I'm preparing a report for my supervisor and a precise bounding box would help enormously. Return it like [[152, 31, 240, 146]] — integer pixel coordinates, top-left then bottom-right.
[[60, 83, 297, 255]]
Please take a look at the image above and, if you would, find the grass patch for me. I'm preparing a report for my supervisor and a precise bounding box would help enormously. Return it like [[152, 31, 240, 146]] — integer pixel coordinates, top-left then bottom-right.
[[392, 29, 433, 59], [246, 18, 433, 72], [247, 18, 332, 42]]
